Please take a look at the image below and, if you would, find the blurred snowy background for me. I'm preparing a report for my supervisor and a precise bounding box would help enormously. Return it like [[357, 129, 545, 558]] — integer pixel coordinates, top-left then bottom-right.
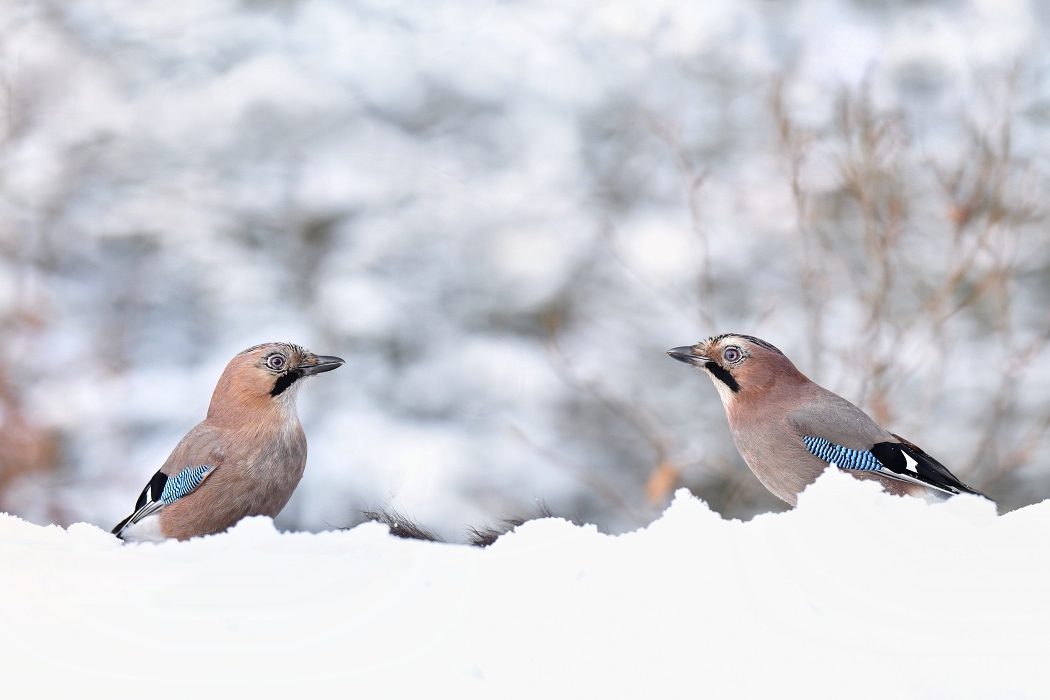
[[0, 0, 1049, 538]]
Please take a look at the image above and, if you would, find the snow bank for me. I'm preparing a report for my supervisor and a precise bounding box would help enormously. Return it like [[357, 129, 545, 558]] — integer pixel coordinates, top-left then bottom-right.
[[2, 468, 1047, 699]]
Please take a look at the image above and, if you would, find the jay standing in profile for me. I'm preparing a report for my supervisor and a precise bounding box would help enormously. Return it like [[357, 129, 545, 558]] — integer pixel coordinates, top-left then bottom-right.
[[113, 343, 344, 542], [668, 334, 986, 505]]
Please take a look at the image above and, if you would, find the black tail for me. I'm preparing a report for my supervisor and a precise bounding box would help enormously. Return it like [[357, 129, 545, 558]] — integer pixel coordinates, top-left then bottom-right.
[[354, 503, 572, 547]]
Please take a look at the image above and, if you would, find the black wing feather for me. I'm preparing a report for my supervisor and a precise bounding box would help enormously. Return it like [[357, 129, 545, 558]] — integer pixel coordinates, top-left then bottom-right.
[[113, 470, 170, 535], [871, 436, 987, 499]]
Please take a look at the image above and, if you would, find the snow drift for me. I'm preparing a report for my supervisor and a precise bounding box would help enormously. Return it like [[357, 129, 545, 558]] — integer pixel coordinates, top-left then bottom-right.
[[2, 468, 1047, 699]]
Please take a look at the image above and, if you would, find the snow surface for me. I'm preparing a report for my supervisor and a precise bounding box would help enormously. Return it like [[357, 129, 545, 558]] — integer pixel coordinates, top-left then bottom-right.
[[2, 468, 1046, 700]]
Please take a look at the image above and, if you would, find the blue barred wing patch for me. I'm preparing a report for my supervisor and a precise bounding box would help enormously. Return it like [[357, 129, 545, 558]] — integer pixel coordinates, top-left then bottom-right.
[[160, 465, 214, 504], [801, 436, 883, 472]]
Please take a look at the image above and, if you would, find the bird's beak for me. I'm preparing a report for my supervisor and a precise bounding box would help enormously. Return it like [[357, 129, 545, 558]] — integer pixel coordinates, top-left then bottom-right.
[[667, 346, 710, 367], [298, 355, 345, 375]]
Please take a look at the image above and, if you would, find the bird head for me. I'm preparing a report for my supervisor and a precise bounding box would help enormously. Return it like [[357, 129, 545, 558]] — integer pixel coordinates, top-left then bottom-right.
[[207, 343, 344, 421], [667, 334, 799, 404]]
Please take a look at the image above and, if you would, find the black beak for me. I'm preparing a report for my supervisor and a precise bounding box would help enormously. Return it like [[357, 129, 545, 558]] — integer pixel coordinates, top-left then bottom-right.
[[667, 346, 710, 367], [298, 355, 345, 376]]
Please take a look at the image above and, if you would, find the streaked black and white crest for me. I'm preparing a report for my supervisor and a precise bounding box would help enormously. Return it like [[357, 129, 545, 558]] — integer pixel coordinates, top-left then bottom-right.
[[709, 334, 784, 356]]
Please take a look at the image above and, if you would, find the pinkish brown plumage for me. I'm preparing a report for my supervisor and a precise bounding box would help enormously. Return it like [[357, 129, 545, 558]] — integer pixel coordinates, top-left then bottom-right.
[[668, 334, 985, 505], [112, 343, 344, 542]]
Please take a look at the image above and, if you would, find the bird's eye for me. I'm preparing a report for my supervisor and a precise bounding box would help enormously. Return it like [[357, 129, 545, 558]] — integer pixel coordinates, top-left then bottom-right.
[[723, 346, 742, 363], [267, 355, 286, 371]]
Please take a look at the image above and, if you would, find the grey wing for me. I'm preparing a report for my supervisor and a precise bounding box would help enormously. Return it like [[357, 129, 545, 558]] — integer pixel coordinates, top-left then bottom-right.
[[786, 387, 892, 451], [786, 388, 983, 497], [112, 423, 225, 538], [111, 464, 218, 537]]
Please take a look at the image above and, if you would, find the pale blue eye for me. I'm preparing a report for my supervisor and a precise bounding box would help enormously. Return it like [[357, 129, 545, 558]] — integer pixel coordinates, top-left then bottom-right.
[[267, 355, 286, 370], [724, 347, 741, 363]]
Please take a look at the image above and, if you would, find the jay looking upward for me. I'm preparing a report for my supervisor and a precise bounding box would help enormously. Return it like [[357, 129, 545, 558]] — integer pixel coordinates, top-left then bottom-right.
[[668, 334, 986, 505], [113, 343, 344, 542]]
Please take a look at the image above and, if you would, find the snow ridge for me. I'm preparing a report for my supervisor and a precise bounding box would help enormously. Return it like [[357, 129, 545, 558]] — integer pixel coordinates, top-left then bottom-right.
[[1, 468, 1046, 699]]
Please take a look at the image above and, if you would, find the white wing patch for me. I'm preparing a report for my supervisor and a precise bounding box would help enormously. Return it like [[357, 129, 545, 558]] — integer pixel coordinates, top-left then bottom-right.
[[903, 451, 920, 474]]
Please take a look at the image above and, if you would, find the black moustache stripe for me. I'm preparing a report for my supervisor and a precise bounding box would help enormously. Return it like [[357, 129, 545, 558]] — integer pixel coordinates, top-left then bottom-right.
[[271, 370, 303, 397], [705, 361, 740, 393]]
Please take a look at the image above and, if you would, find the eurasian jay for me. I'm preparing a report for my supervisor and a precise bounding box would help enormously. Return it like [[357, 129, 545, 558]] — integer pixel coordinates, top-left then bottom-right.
[[667, 334, 986, 505], [112, 343, 344, 542]]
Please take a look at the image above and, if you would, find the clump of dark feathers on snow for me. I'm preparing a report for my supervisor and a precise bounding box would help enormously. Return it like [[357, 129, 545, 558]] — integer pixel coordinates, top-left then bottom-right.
[[353, 503, 576, 547], [357, 508, 442, 542], [465, 503, 557, 547]]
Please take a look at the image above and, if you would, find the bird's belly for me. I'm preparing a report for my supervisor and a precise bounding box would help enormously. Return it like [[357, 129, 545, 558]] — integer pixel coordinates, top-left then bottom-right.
[[732, 427, 827, 506]]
